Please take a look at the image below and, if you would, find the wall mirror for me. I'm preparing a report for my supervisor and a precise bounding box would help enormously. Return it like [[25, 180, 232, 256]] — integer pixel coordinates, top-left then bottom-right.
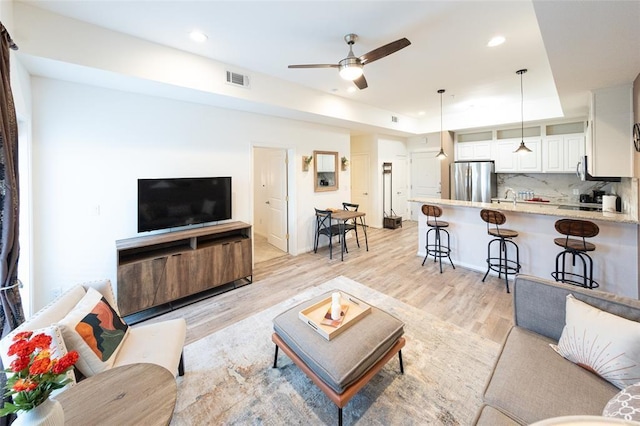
[[314, 150, 339, 192]]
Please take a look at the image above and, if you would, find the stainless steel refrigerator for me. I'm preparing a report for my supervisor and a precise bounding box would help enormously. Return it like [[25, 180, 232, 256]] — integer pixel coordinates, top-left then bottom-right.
[[450, 160, 497, 202]]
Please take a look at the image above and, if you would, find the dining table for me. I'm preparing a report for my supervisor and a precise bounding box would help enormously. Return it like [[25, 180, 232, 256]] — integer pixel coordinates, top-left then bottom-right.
[[328, 209, 369, 261]]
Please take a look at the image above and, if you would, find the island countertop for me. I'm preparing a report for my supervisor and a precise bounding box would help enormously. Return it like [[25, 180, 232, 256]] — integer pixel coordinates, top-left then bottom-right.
[[410, 197, 639, 298], [408, 197, 638, 224]]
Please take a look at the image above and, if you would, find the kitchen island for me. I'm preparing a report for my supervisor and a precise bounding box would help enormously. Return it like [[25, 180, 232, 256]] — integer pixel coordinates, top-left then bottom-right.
[[410, 197, 639, 298]]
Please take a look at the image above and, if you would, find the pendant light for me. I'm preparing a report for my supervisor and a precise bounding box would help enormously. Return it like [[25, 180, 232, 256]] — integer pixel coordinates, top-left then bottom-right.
[[436, 89, 447, 160], [514, 68, 532, 154]]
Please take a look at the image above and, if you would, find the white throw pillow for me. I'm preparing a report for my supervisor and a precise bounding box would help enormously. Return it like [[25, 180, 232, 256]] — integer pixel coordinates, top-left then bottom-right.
[[56, 287, 129, 377], [551, 294, 640, 389]]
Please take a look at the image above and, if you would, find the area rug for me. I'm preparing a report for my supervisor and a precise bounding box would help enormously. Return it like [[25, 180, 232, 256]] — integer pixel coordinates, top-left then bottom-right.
[[170, 276, 501, 425]]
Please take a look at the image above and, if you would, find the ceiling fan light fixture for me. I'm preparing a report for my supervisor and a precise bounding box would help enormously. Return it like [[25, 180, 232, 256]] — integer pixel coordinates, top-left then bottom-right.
[[339, 58, 363, 81]]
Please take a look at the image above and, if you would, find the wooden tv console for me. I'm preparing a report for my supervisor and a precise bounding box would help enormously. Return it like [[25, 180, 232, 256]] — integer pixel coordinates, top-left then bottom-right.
[[116, 221, 252, 317]]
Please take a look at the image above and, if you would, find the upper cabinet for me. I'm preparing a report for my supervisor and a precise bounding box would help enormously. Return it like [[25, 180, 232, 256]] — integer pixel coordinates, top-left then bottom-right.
[[456, 141, 492, 161], [587, 84, 633, 177], [542, 134, 585, 173], [494, 139, 542, 173]]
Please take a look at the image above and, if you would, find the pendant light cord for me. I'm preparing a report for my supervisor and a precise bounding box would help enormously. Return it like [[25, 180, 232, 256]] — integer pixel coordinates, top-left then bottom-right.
[[520, 70, 524, 141], [436, 89, 447, 159], [438, 89, 445, 151]]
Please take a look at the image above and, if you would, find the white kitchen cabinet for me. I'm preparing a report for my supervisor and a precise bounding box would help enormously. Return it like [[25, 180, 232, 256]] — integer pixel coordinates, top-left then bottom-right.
[[542, 134, 585, 173], [456, 142, 492, 161], [587, 84, 633, 177], [494, 139, 542, 173]]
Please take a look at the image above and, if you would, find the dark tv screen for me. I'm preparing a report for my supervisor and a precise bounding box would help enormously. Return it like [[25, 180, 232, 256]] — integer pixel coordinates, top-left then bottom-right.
[[138, 177, 232, 232]]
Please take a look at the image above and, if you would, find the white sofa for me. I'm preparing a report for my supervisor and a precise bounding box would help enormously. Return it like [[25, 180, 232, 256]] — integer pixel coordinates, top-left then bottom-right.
[[1, 279, 186, 380]]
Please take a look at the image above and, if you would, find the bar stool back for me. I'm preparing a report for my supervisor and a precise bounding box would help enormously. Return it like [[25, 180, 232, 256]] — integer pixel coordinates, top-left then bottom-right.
[[480, 209, 520, 293], [421, 204, 455, 273], [551, 219, 599, 289]]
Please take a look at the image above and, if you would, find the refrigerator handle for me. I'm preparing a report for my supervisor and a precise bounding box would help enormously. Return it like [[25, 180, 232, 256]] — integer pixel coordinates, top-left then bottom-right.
[[466, 167, 471, 201]]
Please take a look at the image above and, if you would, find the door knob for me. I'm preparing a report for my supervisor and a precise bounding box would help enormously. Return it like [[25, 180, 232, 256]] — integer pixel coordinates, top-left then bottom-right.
[[265, 201, 270, 204], [363, 192, 368, 195]]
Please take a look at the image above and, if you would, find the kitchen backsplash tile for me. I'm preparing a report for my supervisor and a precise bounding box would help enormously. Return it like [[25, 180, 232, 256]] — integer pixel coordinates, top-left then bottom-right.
[[497, 174, 636, 215]]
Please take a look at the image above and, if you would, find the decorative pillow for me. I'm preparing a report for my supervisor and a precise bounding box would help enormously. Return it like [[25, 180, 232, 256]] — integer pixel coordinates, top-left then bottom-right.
[[0, 325, 76, 393], [603, 382, 640, 420], [57, 287, 129, 377], [551, 294, 640, 389]]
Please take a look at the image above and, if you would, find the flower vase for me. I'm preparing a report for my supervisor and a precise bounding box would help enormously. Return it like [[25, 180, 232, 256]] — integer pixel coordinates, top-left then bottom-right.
[[14, 399, 64, 426]]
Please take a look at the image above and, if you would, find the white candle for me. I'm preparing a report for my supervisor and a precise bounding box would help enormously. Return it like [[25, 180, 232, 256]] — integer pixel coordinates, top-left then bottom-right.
[[331, 292, 341, 320]]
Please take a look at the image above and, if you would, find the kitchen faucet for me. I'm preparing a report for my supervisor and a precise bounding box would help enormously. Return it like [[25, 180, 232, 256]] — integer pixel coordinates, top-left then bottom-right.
[[504, 187, 517, 205]]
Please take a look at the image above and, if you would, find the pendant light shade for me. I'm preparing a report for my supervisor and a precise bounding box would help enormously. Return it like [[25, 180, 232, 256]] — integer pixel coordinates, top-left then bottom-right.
[[436, 89, 447, 160], [514, 69, 532, 154]]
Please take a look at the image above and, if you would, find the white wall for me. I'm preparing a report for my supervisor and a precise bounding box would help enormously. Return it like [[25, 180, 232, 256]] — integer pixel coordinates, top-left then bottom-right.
[[30, 77, 350, 310]]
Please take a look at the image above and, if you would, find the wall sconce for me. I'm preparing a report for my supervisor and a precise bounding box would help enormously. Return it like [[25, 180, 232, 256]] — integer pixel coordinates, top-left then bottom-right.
[[302, 155, 313, 172], [341, 156, 349, 171]]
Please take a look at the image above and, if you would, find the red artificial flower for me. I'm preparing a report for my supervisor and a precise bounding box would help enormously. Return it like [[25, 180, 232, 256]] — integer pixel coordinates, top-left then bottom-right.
[[11, 331, 33, 342], [29, 334, 52, 351], [29, 355, 54, 376], [7, 339, 32, 358], [9, 356, 30, 373], [12, 379, 37, 392], [52, 351, 79, 374]]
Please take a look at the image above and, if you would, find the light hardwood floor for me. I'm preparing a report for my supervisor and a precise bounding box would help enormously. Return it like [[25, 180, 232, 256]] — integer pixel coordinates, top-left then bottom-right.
[[148, 220, 514, 346]]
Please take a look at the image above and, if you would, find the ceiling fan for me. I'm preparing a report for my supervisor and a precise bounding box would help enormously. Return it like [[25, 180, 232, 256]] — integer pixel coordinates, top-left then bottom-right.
[[288, 33, 411, 90]]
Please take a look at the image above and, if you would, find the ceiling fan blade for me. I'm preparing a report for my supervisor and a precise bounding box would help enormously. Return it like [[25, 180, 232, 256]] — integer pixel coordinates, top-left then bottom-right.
[[359, 38, 411, 65], [288, 64, 339, 69], [353, 74, 368, 90]]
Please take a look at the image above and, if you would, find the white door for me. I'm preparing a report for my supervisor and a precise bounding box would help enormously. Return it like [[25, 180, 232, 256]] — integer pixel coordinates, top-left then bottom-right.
[[393, 155, 408, 219], [410, 151, 441, 220], [351, 154, 370, 216], [266, 149, 288, 252]]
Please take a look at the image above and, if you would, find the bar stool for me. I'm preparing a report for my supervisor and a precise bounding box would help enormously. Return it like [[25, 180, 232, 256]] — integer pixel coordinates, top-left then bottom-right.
[[480, 209, 520, 293], [421, 204, 455, 273], [551, 219, 599, 289]]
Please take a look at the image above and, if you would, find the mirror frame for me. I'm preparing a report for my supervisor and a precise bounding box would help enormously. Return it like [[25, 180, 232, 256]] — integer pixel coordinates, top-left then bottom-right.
[[314, 150, 339, 192]]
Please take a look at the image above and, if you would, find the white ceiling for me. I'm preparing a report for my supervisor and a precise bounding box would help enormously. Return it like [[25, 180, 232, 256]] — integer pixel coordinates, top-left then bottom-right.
[[15, 0, 640, 134]]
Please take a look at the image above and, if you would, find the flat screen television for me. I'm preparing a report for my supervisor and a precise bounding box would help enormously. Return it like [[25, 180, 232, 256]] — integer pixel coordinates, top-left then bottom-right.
[[138, 177, 232, 232]]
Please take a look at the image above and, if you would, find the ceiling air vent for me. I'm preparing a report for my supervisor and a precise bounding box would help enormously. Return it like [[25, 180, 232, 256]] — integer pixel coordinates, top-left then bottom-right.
[[391, 115, 398, 123], [226, 71, 250, 88]]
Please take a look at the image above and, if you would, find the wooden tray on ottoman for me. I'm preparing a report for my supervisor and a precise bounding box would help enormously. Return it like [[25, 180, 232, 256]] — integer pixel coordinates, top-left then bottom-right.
[[298, 291, 371, 340]]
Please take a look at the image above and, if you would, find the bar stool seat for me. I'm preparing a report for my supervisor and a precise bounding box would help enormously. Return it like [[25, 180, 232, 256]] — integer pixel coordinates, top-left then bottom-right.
[[553, 237, 596, 252], [551, 219, 599, 289], [480, 209, 520, 293], [421, 204, 455, 273]]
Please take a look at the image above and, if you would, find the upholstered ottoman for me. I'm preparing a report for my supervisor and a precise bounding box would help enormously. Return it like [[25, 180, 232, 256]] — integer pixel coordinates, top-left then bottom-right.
[[272, 290, 405, 425]]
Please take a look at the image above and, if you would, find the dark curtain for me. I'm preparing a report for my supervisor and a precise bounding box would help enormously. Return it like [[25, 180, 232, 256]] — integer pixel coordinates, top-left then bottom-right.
[[0, 23, 23, 426]]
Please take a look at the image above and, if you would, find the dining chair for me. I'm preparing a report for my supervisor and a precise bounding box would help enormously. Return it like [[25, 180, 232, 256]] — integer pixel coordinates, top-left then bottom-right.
[[342, 202, 360, 251], [314, 208, 342, 259]]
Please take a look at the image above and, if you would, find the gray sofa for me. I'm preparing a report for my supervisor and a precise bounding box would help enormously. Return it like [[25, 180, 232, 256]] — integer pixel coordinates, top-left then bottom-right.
[[475, 274, 640, 425]]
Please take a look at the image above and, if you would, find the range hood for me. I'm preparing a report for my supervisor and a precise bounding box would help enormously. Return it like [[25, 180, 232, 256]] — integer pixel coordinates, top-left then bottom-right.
[[577, 156, 621, 182]]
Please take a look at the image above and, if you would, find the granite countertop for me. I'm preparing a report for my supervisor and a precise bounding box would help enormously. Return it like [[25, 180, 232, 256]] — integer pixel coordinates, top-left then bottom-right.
[[408, 197, 638, 224]]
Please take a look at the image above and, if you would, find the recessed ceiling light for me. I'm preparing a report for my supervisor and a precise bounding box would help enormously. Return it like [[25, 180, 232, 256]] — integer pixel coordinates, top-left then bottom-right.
[[189, 30, 208, 43], [347, 87, 357, 93], [487, 36, 505, 47]]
